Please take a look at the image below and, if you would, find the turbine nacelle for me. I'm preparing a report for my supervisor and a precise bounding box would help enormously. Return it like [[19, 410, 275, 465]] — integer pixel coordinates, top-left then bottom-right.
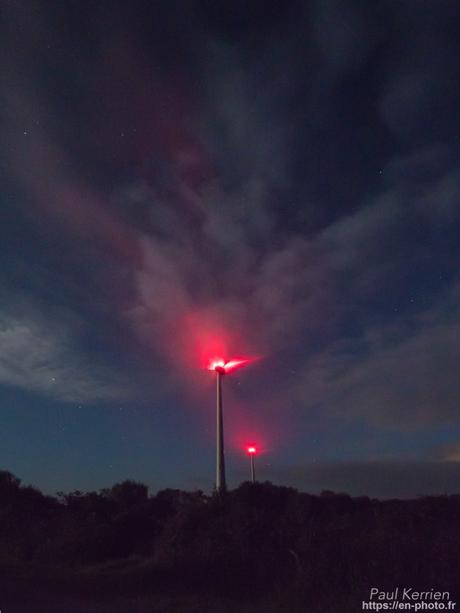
[[208, 358, 251, 375]]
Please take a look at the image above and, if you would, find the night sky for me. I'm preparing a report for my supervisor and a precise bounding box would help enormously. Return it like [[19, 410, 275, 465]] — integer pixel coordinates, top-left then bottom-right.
[[2, 0, 460, 498]]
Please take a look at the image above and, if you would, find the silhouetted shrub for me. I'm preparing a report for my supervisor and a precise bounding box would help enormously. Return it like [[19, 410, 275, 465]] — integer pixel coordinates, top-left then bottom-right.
[[109, 480, 149, 509], [1, 471, 460, 608]]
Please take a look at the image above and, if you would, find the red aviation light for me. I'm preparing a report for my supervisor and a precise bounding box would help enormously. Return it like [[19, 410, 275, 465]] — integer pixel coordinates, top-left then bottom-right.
[[208, 359, 226, 371]]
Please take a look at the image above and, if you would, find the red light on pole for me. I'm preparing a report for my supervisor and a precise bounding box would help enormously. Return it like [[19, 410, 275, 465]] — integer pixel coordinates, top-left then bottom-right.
[[246, 446, 257, 483]]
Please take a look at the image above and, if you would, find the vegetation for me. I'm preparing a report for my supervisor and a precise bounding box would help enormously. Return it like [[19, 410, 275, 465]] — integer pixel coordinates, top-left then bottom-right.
[[0, 470, 458, 612]]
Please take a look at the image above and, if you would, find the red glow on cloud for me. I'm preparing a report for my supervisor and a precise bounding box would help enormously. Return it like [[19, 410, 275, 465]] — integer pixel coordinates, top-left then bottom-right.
[[176, 311, 259, 376], [181, 312, 231, 371]]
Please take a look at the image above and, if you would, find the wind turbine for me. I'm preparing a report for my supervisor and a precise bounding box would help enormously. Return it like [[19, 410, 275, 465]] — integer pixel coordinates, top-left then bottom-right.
[[208, 358, 250, 493]]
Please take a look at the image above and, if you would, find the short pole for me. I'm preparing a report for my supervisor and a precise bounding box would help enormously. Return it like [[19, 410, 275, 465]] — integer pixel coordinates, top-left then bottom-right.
[[247, 446, 256, 483]]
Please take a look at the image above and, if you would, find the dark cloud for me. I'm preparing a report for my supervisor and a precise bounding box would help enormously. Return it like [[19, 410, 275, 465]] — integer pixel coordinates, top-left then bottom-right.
[[380, 1, 460, 143], [295, 282, 460, 427]]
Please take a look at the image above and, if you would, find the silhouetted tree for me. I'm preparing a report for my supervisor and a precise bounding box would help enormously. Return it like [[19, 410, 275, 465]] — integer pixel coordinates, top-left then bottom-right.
[[2, 471, 460, 610], [109, 480, 149, 509], [0, 470, 21, 501]]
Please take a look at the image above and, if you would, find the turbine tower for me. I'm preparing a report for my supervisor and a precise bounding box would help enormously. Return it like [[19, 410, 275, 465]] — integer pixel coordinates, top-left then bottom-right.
[[215, 365, 226, 492]]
